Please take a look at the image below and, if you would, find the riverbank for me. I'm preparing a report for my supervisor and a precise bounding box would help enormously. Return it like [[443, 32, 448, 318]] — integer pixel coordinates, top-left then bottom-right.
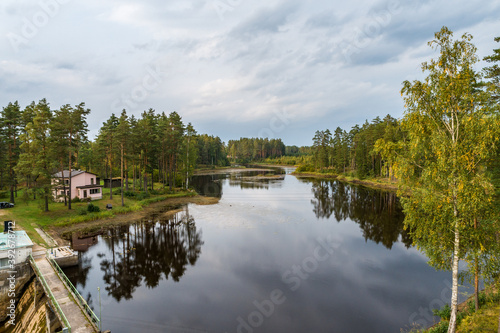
[[194, 166, 276, 175], [419, 286, 500, 332], [292, 171, 399, 191], [55, 194, 219, 241], [3, 188, 217, 247]]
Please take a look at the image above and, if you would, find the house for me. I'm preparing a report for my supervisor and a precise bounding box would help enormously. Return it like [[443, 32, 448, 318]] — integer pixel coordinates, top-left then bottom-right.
[[52, 170, 103, 201], [0, 222, 33, 269]]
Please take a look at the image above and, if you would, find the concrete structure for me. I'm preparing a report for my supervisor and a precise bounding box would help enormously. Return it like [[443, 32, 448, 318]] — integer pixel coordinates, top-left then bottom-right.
[[32, 256, 98, 333], [47, 246, 78, 268], [0, 229, 33, 268], [52, 170, 103, 201]]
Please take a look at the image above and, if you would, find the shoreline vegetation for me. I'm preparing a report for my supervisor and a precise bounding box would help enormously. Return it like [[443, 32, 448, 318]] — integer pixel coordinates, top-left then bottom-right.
[[6, 165, 398, 247], [291, 170, 399, 191], [4, 185, 216, 247], [6, 166, 283, 246]]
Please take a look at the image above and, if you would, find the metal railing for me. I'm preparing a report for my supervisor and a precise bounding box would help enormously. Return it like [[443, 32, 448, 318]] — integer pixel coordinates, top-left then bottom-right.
[[29, 254, 72, 333], [46, 251, 101, 329]]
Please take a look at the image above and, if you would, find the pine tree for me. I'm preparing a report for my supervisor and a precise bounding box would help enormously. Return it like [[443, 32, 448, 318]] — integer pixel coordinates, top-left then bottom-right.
[[1, 101, 22, 203], [116, 110, 130, 206]]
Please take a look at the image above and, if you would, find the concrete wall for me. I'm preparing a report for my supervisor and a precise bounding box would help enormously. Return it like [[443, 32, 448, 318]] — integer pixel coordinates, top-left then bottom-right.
[[0, 263, 34, 323], [0, 276, 54, 333]]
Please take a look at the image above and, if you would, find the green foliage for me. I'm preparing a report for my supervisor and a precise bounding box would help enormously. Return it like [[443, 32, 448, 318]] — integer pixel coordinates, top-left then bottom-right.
[[303, 115, 402, 179], [427, 321, 448, 333], [227, 137, 286, 163], [86, 203, 100, 213], [433, 304, 451, 320], [296, 163, 315, 173], [391, 27, 500, 332]]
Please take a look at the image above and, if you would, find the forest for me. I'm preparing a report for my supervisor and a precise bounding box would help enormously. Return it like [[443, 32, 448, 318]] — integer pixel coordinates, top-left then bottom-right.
[[0, 102, 229, 210]]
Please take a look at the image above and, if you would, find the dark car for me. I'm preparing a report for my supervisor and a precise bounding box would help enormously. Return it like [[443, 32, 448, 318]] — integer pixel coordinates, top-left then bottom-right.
[[0, 202, 14, 208]]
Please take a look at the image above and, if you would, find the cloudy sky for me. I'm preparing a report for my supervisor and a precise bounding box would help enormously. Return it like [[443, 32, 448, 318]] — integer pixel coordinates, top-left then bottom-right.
[[1, 0, 499, 146]]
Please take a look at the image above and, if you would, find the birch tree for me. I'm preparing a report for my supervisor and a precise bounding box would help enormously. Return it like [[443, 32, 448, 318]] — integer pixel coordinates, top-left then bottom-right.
[[396, 27, 499, 333]]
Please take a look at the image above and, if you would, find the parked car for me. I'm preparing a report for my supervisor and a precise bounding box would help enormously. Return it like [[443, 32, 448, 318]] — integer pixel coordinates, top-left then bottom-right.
[[0, 202, 14, 208]]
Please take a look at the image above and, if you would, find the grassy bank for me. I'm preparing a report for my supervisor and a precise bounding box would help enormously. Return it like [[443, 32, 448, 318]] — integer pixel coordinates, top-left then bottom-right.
[[410, 286, 500, 333], [292, 170, 399, 191], [2, 185, 197, 246]]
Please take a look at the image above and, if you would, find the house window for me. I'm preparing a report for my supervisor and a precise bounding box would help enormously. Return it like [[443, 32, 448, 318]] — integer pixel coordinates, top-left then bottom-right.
[[90, 188, 100, 195], [91, 178, 94, 185], [61, 191, 65, 196], [65, 180, 69, 185], [0, 258, 9, 268]]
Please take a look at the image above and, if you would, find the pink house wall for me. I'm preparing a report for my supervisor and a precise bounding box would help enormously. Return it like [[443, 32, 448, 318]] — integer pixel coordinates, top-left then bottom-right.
[[53, 172, 102, 201]]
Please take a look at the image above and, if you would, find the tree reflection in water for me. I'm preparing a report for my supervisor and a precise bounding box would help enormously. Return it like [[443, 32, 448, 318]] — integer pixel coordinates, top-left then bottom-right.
[[96, 207, 203, 302], [308, 179, 412, 249]]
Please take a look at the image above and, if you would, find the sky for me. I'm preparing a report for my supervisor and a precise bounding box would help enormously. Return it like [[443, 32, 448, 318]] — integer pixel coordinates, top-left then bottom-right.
[[1, 0, 500, 146]]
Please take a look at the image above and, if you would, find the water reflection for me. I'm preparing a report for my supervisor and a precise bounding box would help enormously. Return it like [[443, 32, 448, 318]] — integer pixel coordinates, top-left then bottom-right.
[[190, 174, 223, 197], [191, 171, 284, 194], [307, 179, 412, 249], [62, 172, 451, 333], [69, 209, 203, 302]]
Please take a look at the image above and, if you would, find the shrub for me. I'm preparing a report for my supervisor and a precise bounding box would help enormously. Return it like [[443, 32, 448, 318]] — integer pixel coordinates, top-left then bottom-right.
[[87, 203, 100, 213], [135, 192, 150, 200], [432, 304, 451, 320], [124, 191, 136, 198], [296, 164, 314, 173], [427, 321, 448, 333], [72, 197, 82, 203]]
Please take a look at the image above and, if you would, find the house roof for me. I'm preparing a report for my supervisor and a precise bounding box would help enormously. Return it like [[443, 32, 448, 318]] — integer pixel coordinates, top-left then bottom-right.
[[53, 170, 97, 178], [76, 185, 103, 189]]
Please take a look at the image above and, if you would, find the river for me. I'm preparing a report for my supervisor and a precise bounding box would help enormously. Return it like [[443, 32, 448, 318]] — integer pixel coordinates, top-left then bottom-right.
[[63, 168, 463, 333]]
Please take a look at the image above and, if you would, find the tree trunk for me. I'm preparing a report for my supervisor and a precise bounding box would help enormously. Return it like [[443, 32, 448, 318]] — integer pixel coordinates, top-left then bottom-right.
[[121, 146, 124, 207], [109, 152, 113, 200], [474, 218, 479, 312], [497, 306, 500, 333], [133, 164, 136, 191], [125, 157, 129, 191], [60, 162, 67, 206], [475, 259, 479, 312], [447, 222, 460, 333], [68, 151, 72, 210], [44, 189, 49, 212]]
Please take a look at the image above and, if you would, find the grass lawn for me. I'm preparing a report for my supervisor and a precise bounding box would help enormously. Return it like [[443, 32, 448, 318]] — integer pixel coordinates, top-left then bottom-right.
[[457, 303, 500, 332], [2, 183, 195, 246]]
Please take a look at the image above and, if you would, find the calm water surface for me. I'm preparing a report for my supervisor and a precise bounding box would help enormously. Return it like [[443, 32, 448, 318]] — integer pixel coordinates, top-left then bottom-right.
[[65, 169, 460, 333]]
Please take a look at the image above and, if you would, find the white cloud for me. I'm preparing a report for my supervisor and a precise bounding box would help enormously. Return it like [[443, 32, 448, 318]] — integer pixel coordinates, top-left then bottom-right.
[[1, 0, 499, 146]]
